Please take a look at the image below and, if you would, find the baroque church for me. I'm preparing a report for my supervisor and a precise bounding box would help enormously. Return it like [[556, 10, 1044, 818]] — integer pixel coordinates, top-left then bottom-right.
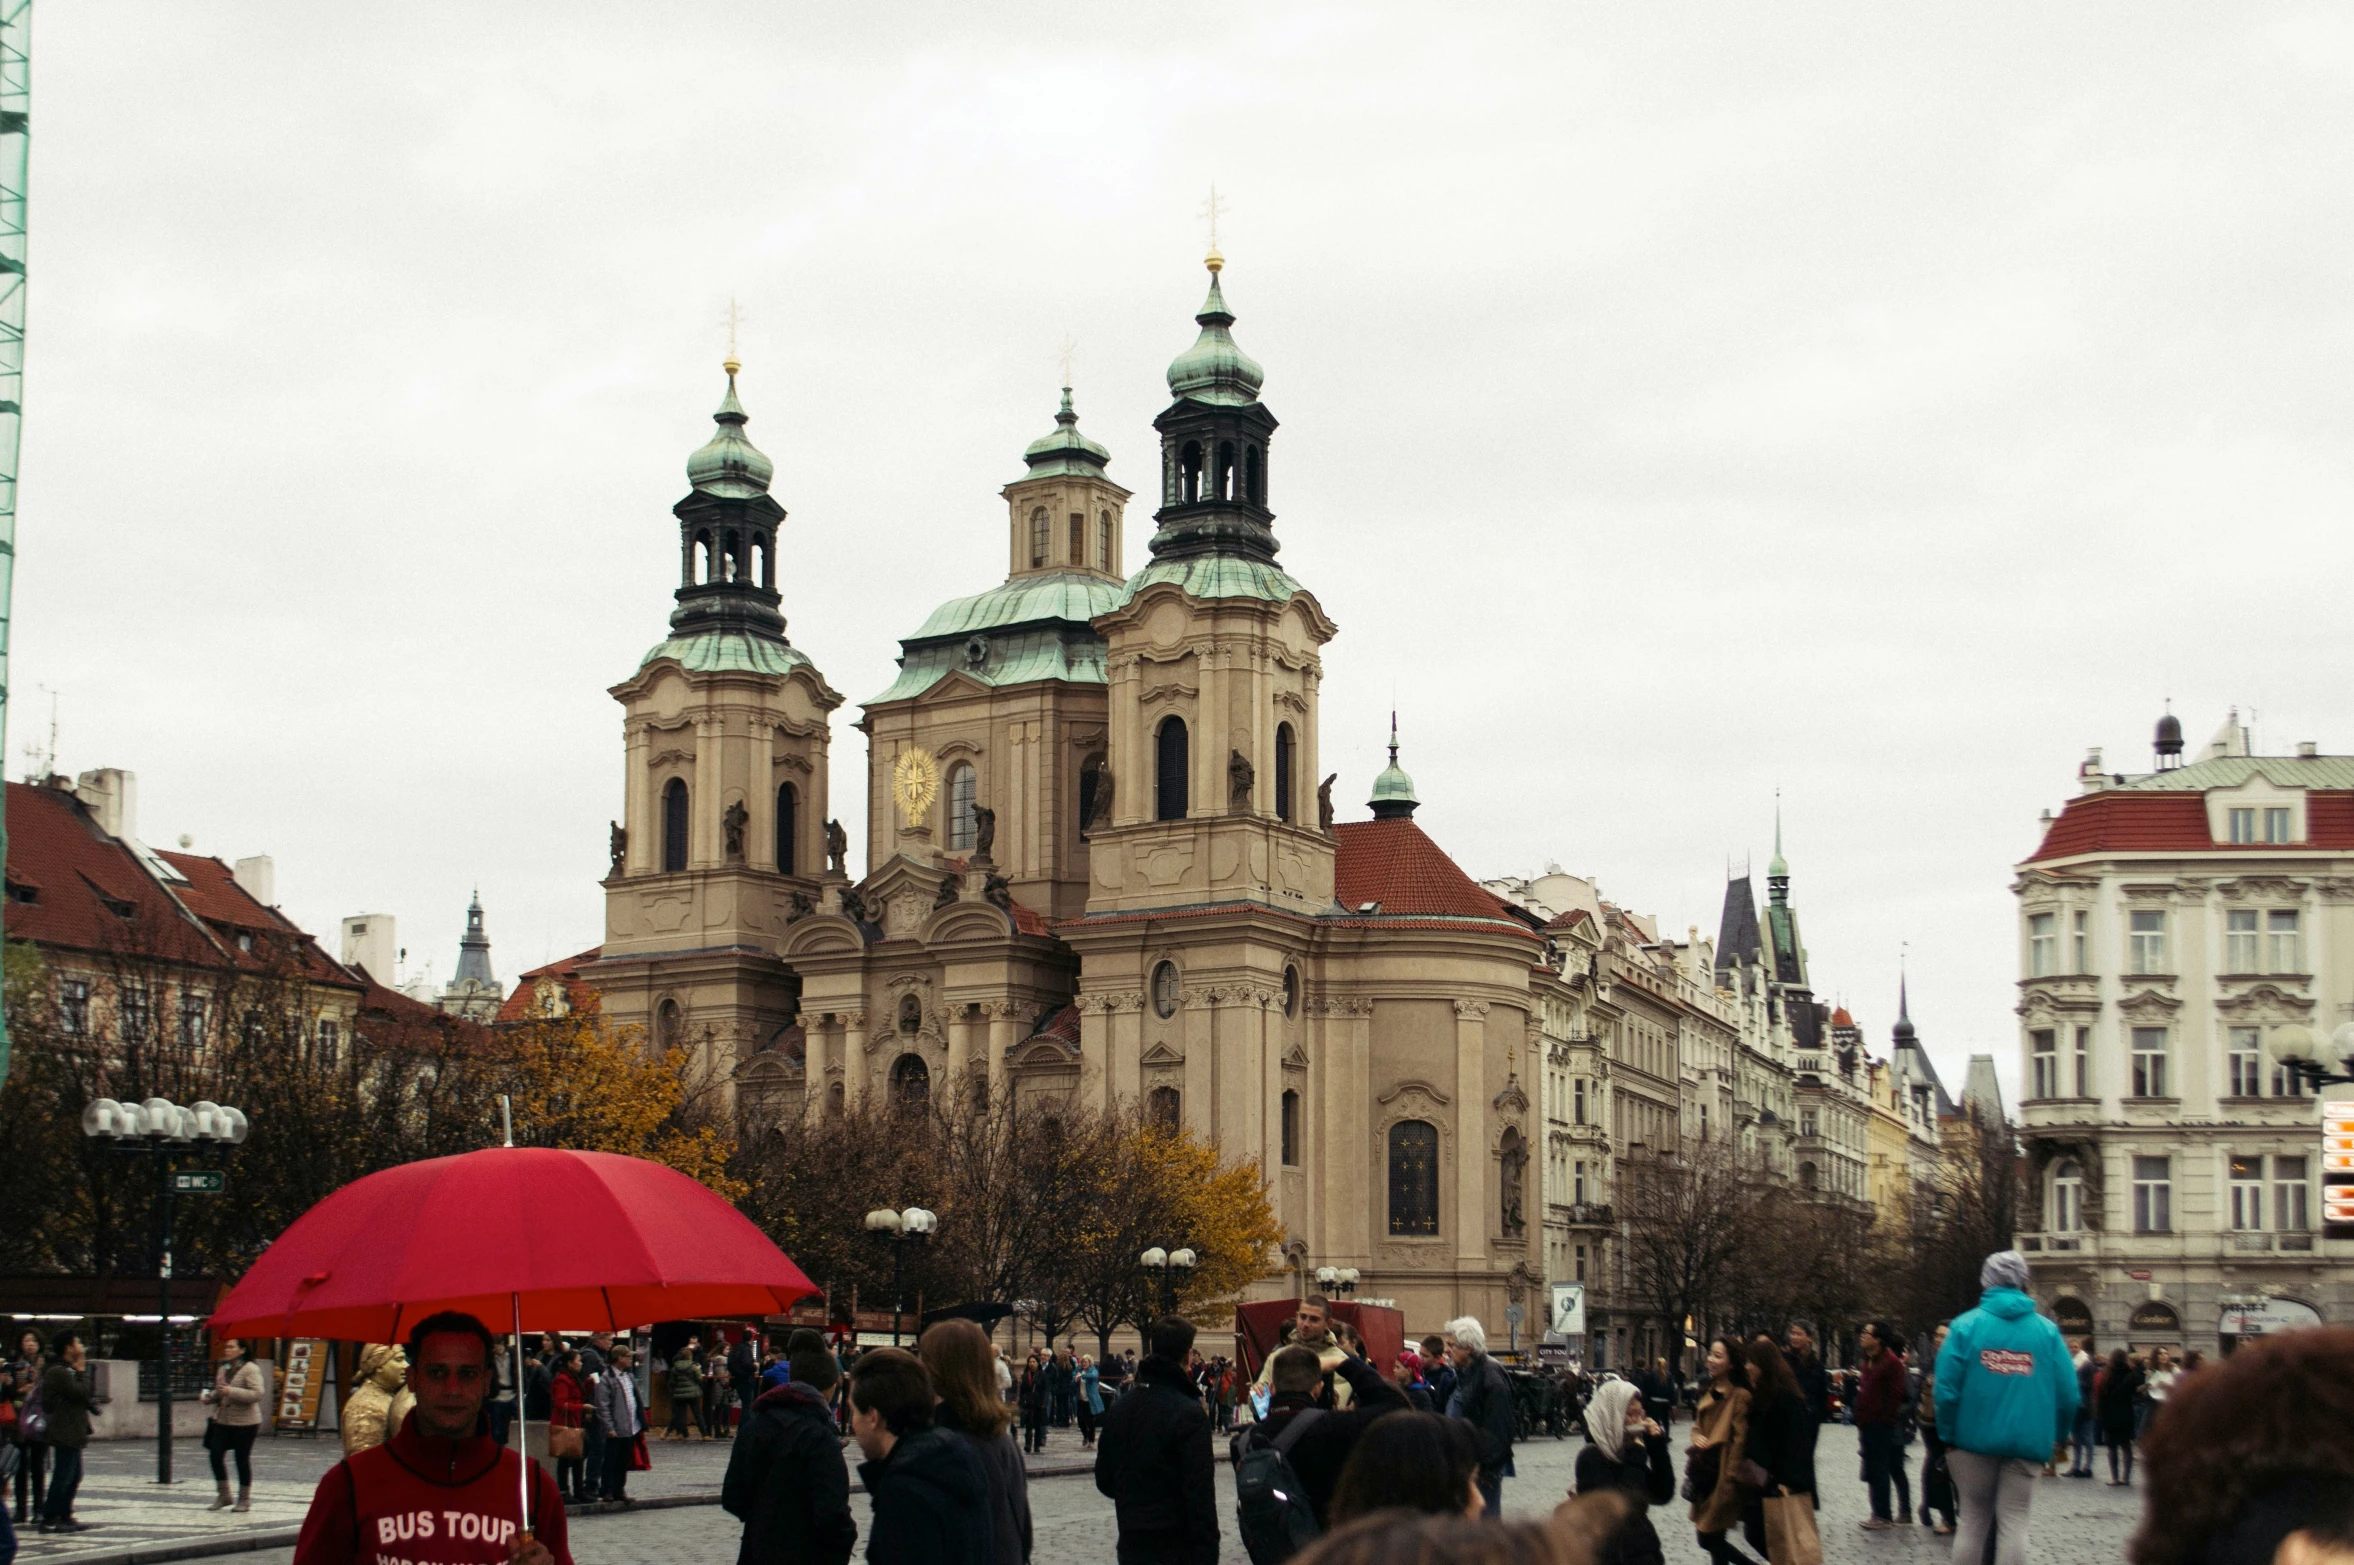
[[585, 252, 1563, 1324]]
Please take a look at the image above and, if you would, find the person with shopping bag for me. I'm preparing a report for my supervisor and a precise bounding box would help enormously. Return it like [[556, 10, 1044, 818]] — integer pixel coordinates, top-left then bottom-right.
[[1740, 1340, 1819, 1565], [548, 1350, 591, 1504]]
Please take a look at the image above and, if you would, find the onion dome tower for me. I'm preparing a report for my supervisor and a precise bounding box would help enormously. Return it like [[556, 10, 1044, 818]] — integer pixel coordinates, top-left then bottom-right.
[[668, 357, 787, 642], [2155, 704, 2184, 770], [1147, 248, 1279, 563]]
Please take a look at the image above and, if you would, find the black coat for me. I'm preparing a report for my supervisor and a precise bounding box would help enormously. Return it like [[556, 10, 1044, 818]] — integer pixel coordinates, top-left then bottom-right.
[[935, 1401, 1031, 1565], [1574, 1432, 1673, 1565], [1249, 1356, 1411, 1526], [2097, 1367, 2143, 1442], [861, 1425, 993, 1565], [723, 1381, 857, 1565], [1787, 1355, 1831, 1428], [1092, 1355, 1218, 1565], [1741, 1388, 1816, 1496], [1453, 1353, 1518, 1481]]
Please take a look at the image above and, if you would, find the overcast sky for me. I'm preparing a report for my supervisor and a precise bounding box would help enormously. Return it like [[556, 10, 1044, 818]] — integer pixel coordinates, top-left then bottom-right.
[[23, 4, 2354, 1105]]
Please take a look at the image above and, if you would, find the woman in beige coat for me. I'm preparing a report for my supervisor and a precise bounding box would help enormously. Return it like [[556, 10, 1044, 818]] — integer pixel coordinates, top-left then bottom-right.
[[200, 1339, 266, 1512], [1688, 1337, 1762, 1565]]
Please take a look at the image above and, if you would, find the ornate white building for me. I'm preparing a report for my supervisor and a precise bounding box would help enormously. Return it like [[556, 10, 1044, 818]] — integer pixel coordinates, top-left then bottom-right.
[[2015, 709, 2351, 1352]]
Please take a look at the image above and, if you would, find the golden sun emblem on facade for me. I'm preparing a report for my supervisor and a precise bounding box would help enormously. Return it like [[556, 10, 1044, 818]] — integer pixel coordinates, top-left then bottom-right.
[[892, 746, 941, 823]]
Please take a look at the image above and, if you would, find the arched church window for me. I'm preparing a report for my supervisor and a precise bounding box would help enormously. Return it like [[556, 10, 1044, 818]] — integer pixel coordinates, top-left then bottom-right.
[[1244, 445, 1263, 504], [1148, 1085, 1181, 1131], [1282, 965, 1299, 1017], [751, 534, 767, 589], [1078, 755, 1104, 837], [1097, 511, 1112, 569], [890, 1053, 930, 1112], [1029, 507, 1050, 568], [1388, 1120, 1439, 1236], [898, 994, 922, 1035], [1069, 512, 1085, 565], [1281, 1089, 1300, 1166], [695, 530, 715, 584], [1180, 441, 1204, 504], [1151, 961, 1181, 1019], [723, 529, 742, 582], [1500, 1127, 1527, 1236], [1155, 717, 1189, 821], [662, 778, 690, 872], [658, 999, 682, 1046], [828, 1081, 844, 1118], [1798, 1161, 1818, 1190], [776, 782, 797, 875], [1215, 441, 1236, 501], [1275, 723, 1295, 823], [946, 763, 978, 852]]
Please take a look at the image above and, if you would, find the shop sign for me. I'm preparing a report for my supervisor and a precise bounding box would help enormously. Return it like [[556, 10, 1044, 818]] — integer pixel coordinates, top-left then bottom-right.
[[2325, 1100, 2354, 1241], [2052, 1297, 2094, 1334], [2127, 1300, 2180, 1334], [2219, 1298, 2324, 1338]]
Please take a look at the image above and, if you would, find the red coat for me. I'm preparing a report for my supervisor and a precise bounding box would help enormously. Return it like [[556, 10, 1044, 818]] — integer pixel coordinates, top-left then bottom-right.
[[293, 1413, 571, 1565], [1855, 1352, 1908, 1427], [549, 1371, 585, 1431]]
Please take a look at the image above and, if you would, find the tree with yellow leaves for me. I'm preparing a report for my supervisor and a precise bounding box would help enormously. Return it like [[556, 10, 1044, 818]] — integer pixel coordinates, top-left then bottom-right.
[[490, 1000, 742, 1198]]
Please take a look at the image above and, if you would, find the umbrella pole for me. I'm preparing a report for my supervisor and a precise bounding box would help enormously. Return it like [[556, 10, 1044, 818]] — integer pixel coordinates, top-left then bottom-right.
[[513, 1291, 531, 1542]]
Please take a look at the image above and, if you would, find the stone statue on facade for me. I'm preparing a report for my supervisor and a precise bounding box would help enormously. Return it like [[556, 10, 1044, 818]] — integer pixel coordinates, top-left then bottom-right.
[[722, 800, 750, 862], [825, 818, 849, 876], [933, 874, 961, 909], [972, 805, 997, 863], [788, 890, 815, 921], [1501, 1142, 1527, 1236], [1317, 774, 1337, 833], [837, 885, 867, 924], [1086, 768, 1114, 833], [1229, 749, 1254, 805], [608, 821, 626, 875], [983, 873, 1013, 911]]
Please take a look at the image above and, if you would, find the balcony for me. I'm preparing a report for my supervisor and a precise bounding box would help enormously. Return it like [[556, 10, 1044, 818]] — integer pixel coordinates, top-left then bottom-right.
[[1564, 1202, 1615, 1226], [2017, 1232, 2088, 1255]]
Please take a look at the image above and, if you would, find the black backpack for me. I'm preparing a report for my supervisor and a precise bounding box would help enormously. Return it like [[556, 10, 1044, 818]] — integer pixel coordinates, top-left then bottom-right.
[[1233, 1410, 1323, 1565]]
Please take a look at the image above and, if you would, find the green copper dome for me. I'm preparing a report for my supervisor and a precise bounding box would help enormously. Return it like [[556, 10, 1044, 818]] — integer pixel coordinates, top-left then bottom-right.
[[685, 369, 775, 499], [1166, 266, 1264, 407], [1368, 715, 1419, 819], [1021, 387, 1112, 479]]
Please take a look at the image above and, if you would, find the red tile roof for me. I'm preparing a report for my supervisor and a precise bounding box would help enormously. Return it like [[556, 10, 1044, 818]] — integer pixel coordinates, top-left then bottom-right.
[[2026, 789, 2354, 862], [1008, 902, 1051, 937], [156, 851, 349, 982], [494, 946, 605, 1023], [357, 974, 490, 1052], [1333, 819, 1538, 939], [5, 782, 243, 968]]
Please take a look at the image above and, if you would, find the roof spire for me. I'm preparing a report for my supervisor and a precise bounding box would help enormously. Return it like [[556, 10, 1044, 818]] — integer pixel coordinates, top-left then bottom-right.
[[1893, 949, 1916, 1043], [1369, 710, 1420, 820], [686, 357, 775, 499]]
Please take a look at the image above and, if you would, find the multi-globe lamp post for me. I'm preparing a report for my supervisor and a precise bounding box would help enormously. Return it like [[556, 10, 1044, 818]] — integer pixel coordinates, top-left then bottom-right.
[[1314, 1265, 1361, 1301], [1139, 1245, 1197, 1315], [79, 1096, 250, 1485], [864, 1205, 937, 1346]]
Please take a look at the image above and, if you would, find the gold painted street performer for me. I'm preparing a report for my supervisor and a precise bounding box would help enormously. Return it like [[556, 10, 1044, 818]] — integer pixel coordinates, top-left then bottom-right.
[[294, 1312, 568, 1565], [341, 1345, 417, 1458]]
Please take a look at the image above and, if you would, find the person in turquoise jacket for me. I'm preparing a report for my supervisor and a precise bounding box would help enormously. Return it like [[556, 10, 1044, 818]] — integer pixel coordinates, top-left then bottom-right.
[[1934, 1251, 2078, 1565]]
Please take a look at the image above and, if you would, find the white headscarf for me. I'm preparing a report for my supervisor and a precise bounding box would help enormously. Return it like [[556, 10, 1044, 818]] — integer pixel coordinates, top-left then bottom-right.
[[1584, 1377, 1643, 1462]]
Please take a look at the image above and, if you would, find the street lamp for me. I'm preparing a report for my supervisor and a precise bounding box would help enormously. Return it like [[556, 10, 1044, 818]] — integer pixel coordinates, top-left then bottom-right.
[[1139, 1246, 1197, 1315], [1313, 1265, 1360, 1300], [865, 1205, 936, 1346], [80, 1096, 249, 1486], [2266, 1023, 2354, 1089]]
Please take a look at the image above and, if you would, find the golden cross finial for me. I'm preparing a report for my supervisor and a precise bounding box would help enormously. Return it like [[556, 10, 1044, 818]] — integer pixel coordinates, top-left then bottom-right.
[[1198, 184, 1227, 270], [1055, 334, 1078, 390], [721, 297, 744, 375]]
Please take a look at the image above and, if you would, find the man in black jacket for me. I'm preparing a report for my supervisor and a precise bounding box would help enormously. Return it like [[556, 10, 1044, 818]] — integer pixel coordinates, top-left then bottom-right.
[[1445, 1317, 1516, 1519], [1244, 1341, 1410, 1527], [848, 1349, 990, 1565], [1094, 1317, 1218, 1565], [724, 1342, 856, 1565]]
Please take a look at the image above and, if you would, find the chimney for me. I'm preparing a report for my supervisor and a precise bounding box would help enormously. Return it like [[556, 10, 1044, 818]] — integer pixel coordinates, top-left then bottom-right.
[[341, 914, 397, 983], [2297, 741, 2318, 758], [2077, 748, 2109, 794], [72, 768, 138, 840], [232, 855, 276, 908]]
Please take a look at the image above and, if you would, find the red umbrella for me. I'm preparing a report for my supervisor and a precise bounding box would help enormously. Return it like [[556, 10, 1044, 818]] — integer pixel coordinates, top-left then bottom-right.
[[211, 1144, 815, 1539]]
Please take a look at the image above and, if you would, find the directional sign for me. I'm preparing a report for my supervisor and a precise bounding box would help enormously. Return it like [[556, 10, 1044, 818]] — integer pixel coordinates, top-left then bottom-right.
[[172, 1171, 225, 1195]]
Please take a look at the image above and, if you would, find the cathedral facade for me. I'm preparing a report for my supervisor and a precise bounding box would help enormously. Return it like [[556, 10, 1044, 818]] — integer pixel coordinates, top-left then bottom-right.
[[590, 258, 1556, 1326]]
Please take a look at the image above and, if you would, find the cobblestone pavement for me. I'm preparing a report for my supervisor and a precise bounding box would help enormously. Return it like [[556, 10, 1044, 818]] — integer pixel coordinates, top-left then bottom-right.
[[220, 1421, 2145, 1565], [64, 1412, 2146, 1562]]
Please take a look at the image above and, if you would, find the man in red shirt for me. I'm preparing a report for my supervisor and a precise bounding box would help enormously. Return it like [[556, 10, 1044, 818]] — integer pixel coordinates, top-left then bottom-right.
[[1854, 1321, 1912, 1531], [294, 1312, 569, 1565]]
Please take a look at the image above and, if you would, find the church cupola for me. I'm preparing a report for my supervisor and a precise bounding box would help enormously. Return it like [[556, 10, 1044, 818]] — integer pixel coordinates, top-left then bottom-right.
[[1149, 252, 1280, 564], [1002, 384, 1130, 581], [670, 357, 787, 641], [1368, 714, 1420, 820]]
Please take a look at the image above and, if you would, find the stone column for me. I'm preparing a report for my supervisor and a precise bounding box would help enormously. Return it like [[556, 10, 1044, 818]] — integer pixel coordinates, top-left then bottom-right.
[[946, 1006, 973, 1095], [842, 1009, 869, 1109], [624, 720, 652, 875], [692, 714, 720, 868], [804, 1017, 831, 1117], [1456, 1000, 1490, 1267], [985, 1000, 1019, 1099], [1077, 997, 1110, 1114]]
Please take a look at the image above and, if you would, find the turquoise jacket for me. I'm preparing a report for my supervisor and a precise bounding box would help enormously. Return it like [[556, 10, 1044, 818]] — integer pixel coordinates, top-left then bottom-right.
[[1933, 1286, 2078, 1460]]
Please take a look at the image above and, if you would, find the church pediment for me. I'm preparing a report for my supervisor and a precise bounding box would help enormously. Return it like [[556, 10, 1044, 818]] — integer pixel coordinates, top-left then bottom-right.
[[912, 669, 994, 705], [924, 900, 1023, 945], [1141, 1040, 1185, 1068], [779, 914, 866, 958]]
